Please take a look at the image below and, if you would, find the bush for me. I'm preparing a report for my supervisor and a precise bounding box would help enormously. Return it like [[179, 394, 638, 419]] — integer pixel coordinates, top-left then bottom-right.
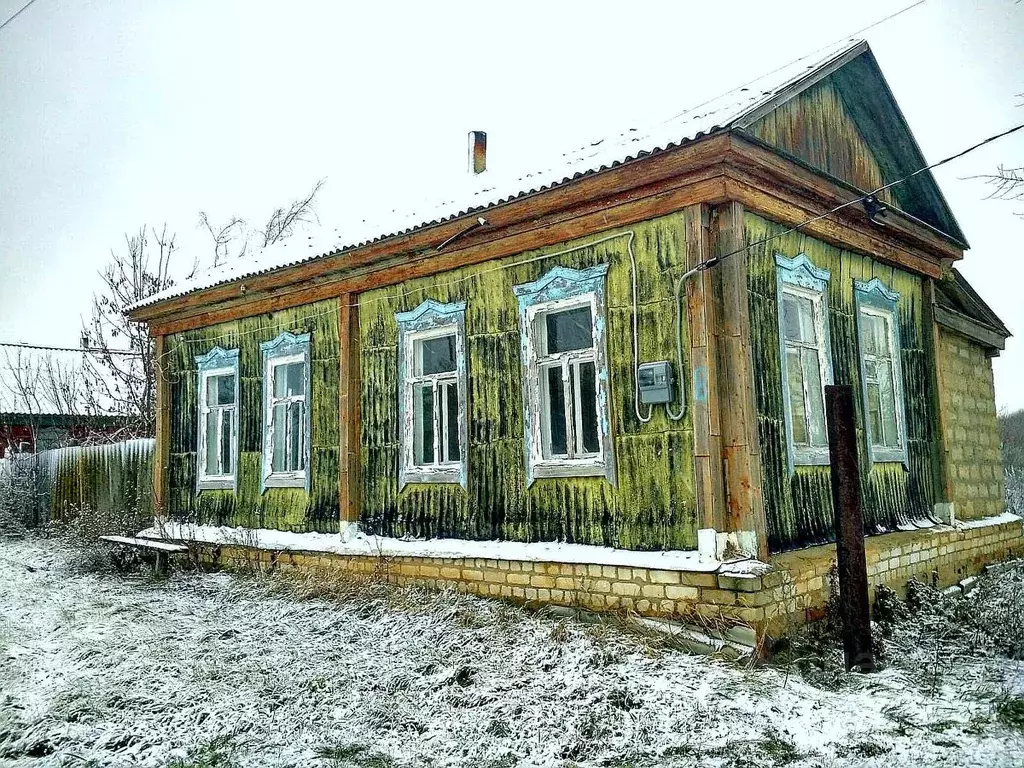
[[47, 503, 150, 573], [0, 457, 41, 536], [1006, 468, 1024, 516]]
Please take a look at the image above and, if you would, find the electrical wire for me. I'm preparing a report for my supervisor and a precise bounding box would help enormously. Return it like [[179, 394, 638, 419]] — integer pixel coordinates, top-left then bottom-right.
[[680, 121, 1024, 282], [0, 342, 142, 357], [0, 0, 40, 32], [659, 0, 928, 126]]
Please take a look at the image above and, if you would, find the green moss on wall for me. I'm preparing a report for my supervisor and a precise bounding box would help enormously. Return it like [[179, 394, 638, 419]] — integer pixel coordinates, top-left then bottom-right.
[[165, 300, 340, 532], [359, 211, 699, 550], [746, 213, 936, 550]]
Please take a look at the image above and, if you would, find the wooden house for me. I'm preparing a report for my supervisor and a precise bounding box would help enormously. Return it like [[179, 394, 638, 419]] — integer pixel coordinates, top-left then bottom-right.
[[128, 41, 1015, 605]]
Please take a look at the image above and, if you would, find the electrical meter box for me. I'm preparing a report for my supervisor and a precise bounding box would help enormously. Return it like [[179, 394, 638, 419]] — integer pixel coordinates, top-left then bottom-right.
[[637, 361, 674, 405]]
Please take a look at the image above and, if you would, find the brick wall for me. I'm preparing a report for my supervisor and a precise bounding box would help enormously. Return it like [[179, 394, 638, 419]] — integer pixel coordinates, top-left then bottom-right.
[[185, 514, 1023, 637], [937, 327, 1005, 520]]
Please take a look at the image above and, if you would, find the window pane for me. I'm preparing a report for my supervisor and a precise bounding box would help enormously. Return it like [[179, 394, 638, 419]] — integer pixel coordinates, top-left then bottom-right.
[[417, 335, 456, 375], [578, 361, 600, 454], [786, 349, 808, 445], [286, 362, 305, 397], [205, 411, 219, 474], [782, 295, 801, 341], [802, 348, 827, 447], [878, 362, 900, 448], [288, 402, 303, 471], [272, 403, 287, 472], [874, 315, 891, 359], [545, 306, 593, 354], [217, 375, 235, 406], [544, 366, 568, 457], [861, 314, 879, 357], [413, 383, 434, 465], [867, 382, 883, 445], [797, 296, 816, 343], [220, 410, 232, 474], [444, 383, 460, 462]]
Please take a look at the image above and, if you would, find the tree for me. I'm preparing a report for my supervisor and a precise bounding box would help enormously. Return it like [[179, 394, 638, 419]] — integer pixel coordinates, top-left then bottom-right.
[[197, 178, 325, 266], [81, 225, 179, 437], [81, 180, 326, 437], [969, 93, 1024, 213]]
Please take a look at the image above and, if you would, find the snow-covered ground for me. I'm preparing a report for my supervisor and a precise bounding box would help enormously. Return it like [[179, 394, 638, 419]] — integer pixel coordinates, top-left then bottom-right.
[[2, 538, 1023, 768]]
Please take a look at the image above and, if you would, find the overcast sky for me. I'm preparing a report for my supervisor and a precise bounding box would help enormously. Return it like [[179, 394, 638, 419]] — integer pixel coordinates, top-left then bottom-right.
[[1, 0, 1022, 409]]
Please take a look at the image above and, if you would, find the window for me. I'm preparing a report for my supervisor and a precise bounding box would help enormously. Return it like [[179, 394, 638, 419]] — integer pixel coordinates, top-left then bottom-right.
[[195, 347, 239, 490], [775, 253, 833, 472], [514, 264, 615, 485], [260, 332, 311, 490], [396, 300, 468, 488], [855, 278, 907, 464]]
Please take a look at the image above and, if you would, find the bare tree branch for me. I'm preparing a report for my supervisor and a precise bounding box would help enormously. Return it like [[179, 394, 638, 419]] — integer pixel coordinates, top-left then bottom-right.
[[258, 179, 325, 248], [198, 211, 249, 266]]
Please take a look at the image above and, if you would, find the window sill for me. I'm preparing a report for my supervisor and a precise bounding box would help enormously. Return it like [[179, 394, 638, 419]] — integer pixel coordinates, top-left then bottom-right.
[[868, 447, 908, 466], [400, 466, 464, 489], [792, 448, 831, 469], [197, 478, 235, 491], [263, 473, 307, 489], [532, 460, 607, 480]]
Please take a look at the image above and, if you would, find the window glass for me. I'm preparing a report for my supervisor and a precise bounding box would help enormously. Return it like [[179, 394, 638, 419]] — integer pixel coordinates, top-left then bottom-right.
[[444, 383, 460, 462], [205, 411, 220, 474], [544, 365, 568, 457], [781, 288, 828, 452], [786, 349, 808, 445], [859, 307, 903, 453], [578, 360, 599, 454], [219, 411, 233, 474], [274, 362, 305, 398], [272, 403, 287, 472], [802, 349, 827, 446], [544, 306, 593, 354], [417, 335, 456, 375]]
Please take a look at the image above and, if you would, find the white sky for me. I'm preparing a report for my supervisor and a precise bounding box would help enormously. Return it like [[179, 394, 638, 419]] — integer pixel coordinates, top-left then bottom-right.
[[1, 0, 1022, 409]]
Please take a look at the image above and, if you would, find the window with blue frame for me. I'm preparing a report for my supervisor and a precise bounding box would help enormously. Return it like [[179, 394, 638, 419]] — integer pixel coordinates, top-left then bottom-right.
[[261, 331, 311, 490], [775, 253, 834, 471], [395, 300, 468, 489], [195, 347, 239, 491], [513, 264, 615, 486], [855, 278, 908, 464]]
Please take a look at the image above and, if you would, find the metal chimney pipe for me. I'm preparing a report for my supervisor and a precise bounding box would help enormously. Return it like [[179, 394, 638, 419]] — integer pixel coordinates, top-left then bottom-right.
[[468, 131, 487, 174]]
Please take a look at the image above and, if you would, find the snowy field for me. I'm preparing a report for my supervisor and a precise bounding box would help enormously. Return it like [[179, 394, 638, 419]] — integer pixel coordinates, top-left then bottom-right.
[[2, 539, 1024, 768]]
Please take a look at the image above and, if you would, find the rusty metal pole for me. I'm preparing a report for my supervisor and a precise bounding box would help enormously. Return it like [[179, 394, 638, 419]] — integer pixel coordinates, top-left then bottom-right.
[[824, 384, 875, 672]]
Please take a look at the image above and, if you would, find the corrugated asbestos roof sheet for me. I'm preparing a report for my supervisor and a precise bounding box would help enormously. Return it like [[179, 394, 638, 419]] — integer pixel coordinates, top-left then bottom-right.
[[129, 40, 867, 313]]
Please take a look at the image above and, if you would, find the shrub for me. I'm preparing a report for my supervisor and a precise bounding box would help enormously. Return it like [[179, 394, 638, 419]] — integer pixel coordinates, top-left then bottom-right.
[[0, 456, 41, 536], [47, 503, 150, 573]]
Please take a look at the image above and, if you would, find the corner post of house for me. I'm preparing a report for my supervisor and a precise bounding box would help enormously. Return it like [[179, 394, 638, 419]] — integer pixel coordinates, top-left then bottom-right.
[[710, 200, 768, 559], [923, 277, 954, 512], [338, 293, 362, 525], [152, 332, 171, 522], [685, 202, 725, 534]]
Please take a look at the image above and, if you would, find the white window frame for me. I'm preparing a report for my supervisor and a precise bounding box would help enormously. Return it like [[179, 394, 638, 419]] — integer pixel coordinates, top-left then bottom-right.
[[775, 253, 834, 474], [194, 347, 239, 491], [514, 264, 615, 486], [855, 278, 908, 466], [260, 332, 311, 491], [395, 299, 468, 489]]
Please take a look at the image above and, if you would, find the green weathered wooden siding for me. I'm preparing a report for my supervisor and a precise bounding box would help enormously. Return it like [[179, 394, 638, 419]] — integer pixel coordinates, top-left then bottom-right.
[[359, 211, 699, 550], [746, 213, 937, 550], [165, 301, 340, 532]]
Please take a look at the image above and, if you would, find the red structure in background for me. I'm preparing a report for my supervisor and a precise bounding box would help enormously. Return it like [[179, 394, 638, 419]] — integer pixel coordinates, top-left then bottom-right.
[[0, 414, 130, 459], [0, 424, 35, 458]]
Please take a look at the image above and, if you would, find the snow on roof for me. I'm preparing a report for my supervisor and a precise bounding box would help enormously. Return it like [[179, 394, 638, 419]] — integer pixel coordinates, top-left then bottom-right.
[[0, 346, 121, 418], [130, 40, 867, 313]]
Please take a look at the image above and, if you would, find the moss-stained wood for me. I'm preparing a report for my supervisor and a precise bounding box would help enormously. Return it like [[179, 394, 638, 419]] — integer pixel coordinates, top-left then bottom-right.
[[745, 76, 894, 207], [359, 211, 700, 550], [164, 300, 341, 532], [746, 213, 936, 551]]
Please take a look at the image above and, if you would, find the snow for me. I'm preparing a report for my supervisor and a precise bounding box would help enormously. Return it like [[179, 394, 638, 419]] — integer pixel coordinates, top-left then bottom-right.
[[139, 521, 753, 573], [956, 511, 1021, 530], [2, 537, 1024, 767], [128, 40, 867, 313]]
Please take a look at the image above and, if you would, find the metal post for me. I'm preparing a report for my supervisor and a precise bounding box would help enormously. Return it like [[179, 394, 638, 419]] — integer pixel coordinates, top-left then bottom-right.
[[824, 384, 875, 672]]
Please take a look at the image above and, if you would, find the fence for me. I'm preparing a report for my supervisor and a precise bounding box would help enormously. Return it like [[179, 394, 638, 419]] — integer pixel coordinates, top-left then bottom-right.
[[0, 439, 154, 528]]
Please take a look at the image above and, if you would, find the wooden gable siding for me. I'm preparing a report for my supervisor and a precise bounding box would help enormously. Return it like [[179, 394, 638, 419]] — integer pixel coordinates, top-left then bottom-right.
[[745, 76, 895, 207], [164, 300, 341, 532], [746, 213, 937, 550], [358, 211, 699, 550]]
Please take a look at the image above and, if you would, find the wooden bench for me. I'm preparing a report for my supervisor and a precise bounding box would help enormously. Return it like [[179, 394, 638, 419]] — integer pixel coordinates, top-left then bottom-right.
[[98, 535, 189, 575]]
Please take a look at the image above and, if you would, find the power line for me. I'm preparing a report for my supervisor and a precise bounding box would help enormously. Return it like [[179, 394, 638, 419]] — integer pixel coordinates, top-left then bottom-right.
[[0, 0, 41, 33], [0, 342, 142, 357], [660, 0, 929, 126], [683, 121, 1024, 281]]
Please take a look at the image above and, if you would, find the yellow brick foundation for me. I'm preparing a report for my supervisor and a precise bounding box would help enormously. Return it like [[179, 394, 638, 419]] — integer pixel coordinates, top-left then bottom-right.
[[182, 514, 1023, 636]]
